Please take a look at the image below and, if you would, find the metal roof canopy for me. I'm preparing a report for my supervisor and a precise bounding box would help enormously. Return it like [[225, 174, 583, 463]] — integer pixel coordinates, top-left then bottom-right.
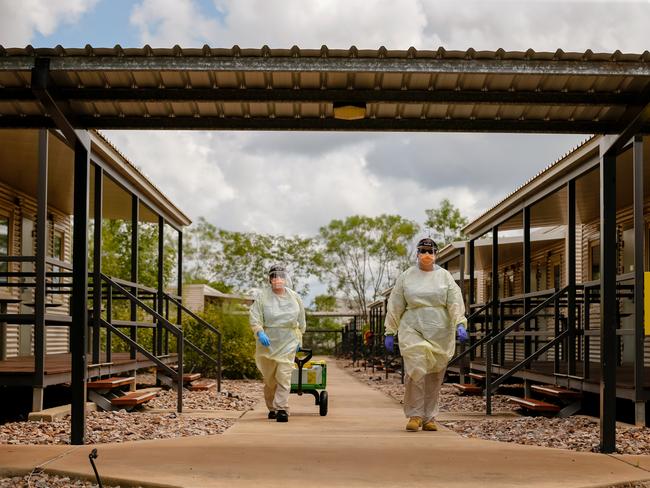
[[1, 46, 649, 453], [1, 46, 650, 133]]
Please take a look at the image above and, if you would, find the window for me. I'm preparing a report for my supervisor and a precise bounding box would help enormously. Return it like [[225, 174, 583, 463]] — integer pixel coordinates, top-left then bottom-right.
[[51, 230, 64, 260], [0, 215, 8, 282], [49, 229, 65, 284], [590, 242, 600, 281]]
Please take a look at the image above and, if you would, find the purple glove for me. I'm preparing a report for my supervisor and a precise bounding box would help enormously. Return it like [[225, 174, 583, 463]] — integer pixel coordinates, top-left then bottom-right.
[[384, 334, 395, 353], [457, 325, 469, 343]]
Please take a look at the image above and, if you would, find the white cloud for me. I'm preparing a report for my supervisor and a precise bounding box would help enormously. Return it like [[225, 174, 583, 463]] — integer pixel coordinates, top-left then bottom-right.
[[0, 0, 98, 46], [418, 1, 650, 52], [102, 129, 538, 237], [127, 0, 650, 53], [130, 0, 221, 46], [101, 130, 236, 222], [208, 0, 428, 49]]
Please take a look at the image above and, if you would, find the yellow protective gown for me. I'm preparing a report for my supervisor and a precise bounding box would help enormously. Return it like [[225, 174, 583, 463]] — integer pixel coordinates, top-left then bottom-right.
[[249, 287, 306, 410], [385, 265, 467, 381]]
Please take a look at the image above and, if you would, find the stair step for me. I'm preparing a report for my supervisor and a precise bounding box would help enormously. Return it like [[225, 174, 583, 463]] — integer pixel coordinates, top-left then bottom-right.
[[188, 379, 216, 391], [452, 383, 482, 395], [508, 396, 561, 413], [111, 389, 159, 407], [531, 384, 582, 399], [183, 373, 201, 382], [468, 372, 486, 381], [87, 376, 135, 390]]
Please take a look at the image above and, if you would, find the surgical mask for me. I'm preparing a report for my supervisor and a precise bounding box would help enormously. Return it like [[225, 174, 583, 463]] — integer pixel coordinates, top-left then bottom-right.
[[271, 277, 286, 287], [418, 253, 435, 266]]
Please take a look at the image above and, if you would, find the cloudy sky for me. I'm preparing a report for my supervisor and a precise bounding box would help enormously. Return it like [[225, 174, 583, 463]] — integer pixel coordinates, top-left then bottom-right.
[[1, 0, 649, 237]]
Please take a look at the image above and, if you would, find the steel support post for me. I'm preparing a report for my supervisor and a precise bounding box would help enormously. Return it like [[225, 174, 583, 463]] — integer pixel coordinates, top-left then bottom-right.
[[491, 227, 499, 368], [33, 129, 48, 412], [568, 180, 577, 376], [177, 231, 183, 328], [468, 240, 475, 360], [130, 196, 138, 360], [157, 216, 164, 356], [523, 206, 532, 361], [71, 134, 90, 445], [633, 136, 646, 425], [599, 145, 617, 453], [92, 165, 103, 365]]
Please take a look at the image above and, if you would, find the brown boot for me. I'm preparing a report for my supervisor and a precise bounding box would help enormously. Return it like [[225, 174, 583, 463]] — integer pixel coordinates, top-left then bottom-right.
[[406, 417, 422, 432], [423, 420, 438, 431]]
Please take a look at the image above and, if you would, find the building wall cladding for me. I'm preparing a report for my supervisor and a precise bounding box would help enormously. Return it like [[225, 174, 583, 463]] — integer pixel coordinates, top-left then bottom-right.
[[0, 179, 72, 357], [470, 197, 649, 366]]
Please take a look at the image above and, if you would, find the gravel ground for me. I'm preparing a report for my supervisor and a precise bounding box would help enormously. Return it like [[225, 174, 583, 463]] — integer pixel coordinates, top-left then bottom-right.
[[0, 473, 125, 488], [147, 379, 263, 410], [0, 380, 263, 446], [0, 410, 234, 445], [444, 416, 650, 455]]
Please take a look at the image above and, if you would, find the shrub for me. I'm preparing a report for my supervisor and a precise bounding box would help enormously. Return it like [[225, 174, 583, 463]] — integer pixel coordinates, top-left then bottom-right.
[[183, 303, 260, 379]]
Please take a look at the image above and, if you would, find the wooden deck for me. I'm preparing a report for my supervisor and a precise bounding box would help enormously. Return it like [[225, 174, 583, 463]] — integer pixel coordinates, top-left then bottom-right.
[[448, 359, 650, 401], [0, 352, 178, 387]]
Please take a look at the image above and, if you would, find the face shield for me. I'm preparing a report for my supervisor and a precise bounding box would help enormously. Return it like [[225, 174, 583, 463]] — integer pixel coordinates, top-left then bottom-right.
[[268, 265, 293, 291], [416, 238, 438, 267]]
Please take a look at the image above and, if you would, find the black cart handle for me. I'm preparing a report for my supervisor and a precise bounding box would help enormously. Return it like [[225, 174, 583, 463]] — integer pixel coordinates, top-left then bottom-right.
[[294, 348, 313, 395]]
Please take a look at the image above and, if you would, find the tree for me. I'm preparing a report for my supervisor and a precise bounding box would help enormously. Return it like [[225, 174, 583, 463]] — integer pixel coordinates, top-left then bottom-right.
[[318, 214, 419, 319], [184, 218, 324, 296], [92, 219, 177, 288], [424, 199, 468, 247]]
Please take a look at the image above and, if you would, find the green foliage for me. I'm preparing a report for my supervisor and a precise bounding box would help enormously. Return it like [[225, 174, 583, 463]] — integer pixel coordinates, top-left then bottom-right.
[[91, 219, 177, 287], [424, 199, 468, 247], [184, 218, 324, 296], [183, 304, 260, 379], [90, 218, 177, 354], [313, 294, 337, 311], [319, 214, 419, 317]]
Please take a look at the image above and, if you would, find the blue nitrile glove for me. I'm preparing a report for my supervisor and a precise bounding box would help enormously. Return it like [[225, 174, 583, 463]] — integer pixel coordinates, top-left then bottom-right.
[[257, 330, 271, 347], [457, 325, 469, 343], [384, 334, 395, 353]]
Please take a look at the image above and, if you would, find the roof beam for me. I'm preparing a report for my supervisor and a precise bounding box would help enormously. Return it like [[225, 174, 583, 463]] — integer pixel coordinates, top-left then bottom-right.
[[2, 87, 647, 107], [1, 114, 649, 133], [600, 101, 650, 155], [31, 58, 77, 147], [30, 58, 88, 150], [3, 56, 650, 77]]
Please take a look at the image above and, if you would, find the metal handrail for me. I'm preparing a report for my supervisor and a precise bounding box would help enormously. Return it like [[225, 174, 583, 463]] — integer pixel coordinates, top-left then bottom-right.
[[447, 301, 494, 367], [499, 288, 557, 304], [162, 292, 222, 392], [487, 330, 569, 393], [105, 276, 158, 295], [100, 274, 184, 412], [484, 286, 570, 415], [488, 286, 568, 345]]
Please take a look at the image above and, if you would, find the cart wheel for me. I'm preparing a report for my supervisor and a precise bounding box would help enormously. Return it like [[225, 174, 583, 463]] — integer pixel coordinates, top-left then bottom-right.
[[319, 390, 328, 416]]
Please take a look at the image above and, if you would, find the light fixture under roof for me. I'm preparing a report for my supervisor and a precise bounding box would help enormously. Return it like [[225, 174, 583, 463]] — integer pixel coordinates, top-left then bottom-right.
[[333, 102, 366, 121]]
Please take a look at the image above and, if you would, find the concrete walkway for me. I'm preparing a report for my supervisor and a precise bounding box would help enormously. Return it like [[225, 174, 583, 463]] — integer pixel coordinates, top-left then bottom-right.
[[2, 360, 650, 487]]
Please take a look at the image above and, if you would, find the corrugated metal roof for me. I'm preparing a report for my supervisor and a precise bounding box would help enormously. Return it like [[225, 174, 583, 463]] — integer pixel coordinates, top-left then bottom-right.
[[1, 46, 649, 132], [1, 45, 649, 62], [89, 130, 192, 227], [463, 135, 600, 236]]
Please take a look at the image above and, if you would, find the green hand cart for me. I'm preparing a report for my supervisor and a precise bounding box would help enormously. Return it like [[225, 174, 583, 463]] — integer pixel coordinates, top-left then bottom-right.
[[291, 349, 328, 416]]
